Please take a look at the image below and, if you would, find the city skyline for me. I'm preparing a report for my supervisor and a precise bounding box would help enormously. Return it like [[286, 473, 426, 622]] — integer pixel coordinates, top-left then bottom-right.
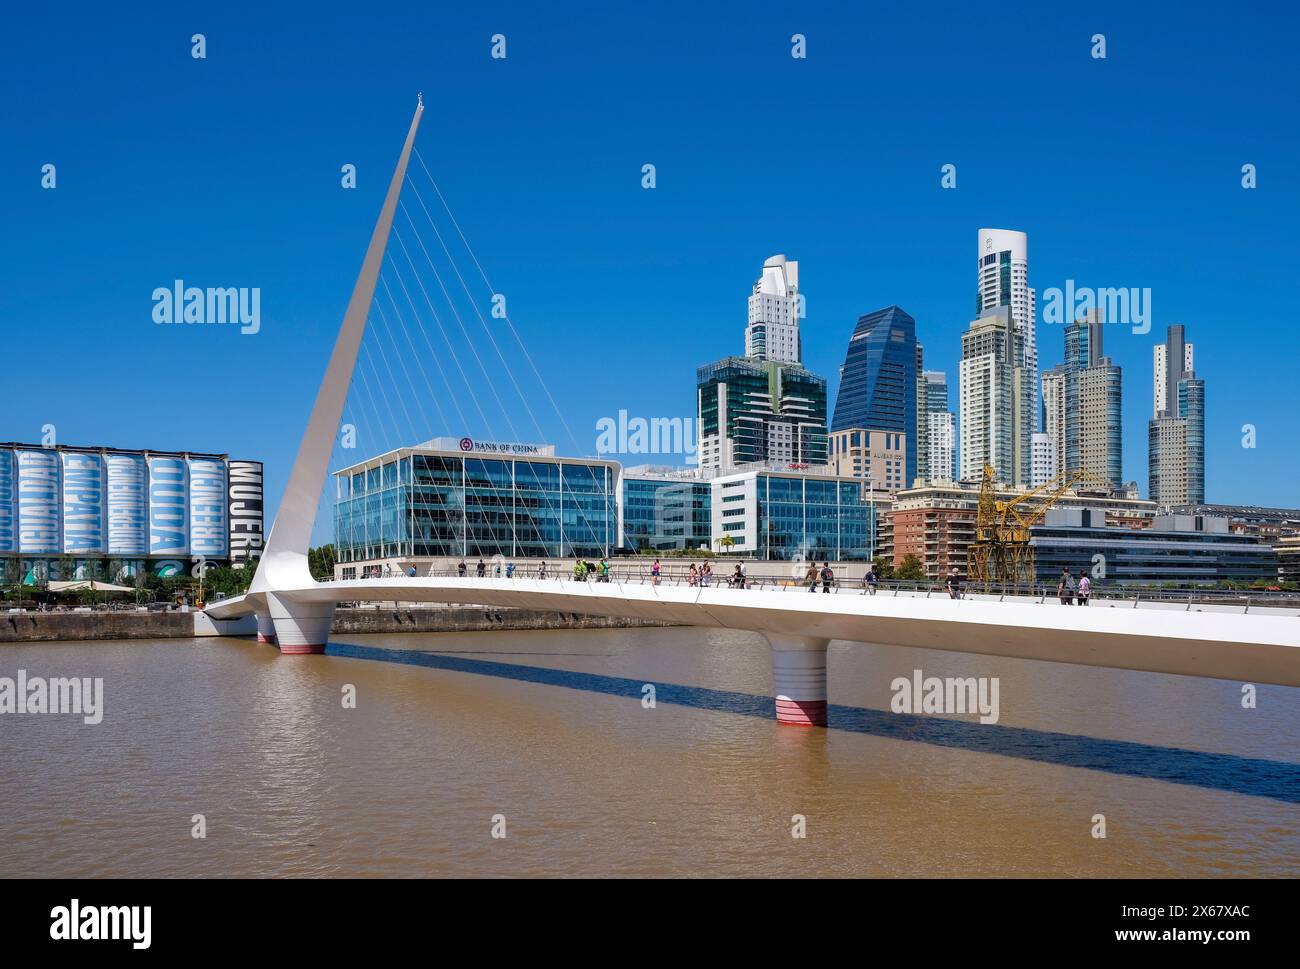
[[6, 4, 1296, 544]]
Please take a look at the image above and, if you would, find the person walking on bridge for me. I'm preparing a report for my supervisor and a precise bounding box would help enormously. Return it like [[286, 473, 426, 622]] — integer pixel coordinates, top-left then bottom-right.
[[476, 559, 486, 578], [821, 562, 834, 594], [865, 564, 879, 595], [805, 562, 819, 593], [946, 568, 963, 600], [1057, 567, 1075, 605], [1077, 570, 1091, 606], [700, 562, 712, 587], [457, 561, 467, 579], [651, 559, 661, 585]]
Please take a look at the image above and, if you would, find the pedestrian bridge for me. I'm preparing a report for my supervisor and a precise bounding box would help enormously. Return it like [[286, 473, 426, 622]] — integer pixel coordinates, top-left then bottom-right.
[[204, 576, 1300, 725], [199, 98, 1300, 726]]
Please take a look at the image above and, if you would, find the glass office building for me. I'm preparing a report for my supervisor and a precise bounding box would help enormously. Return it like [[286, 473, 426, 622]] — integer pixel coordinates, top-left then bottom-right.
[[710, 469, 878, 561], [619, 471, 712, 552], [334, 440, 619, 564], [1031, 509, 1275, 587], [831, 305, 918, 486], [696, 356, 828, 474]]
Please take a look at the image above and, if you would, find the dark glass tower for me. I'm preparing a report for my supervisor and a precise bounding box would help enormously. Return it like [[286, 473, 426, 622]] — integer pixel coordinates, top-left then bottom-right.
[[831, 306, 918, 485]]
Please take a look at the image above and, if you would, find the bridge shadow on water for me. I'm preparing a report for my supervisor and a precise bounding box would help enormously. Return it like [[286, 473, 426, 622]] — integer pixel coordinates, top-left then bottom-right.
[[328, 642, 1300, 805]]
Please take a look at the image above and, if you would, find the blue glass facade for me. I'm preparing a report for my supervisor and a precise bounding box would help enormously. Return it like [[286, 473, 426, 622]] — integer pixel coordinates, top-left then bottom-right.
[[335, 450, 617, 561], [759, 476, 875, 561], [620, 477, 712, 551], [717, 473, 876, 561], [1032, 516, 1274, 587], [831, 306, 918, 486], [1179, 377, 1205, 506]]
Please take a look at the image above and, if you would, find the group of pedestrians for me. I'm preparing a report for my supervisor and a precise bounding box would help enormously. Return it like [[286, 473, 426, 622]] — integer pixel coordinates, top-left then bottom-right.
[[452, 559, 523, 579], [804, 562, 835, 593], [1056, 567, 1092, 605], [429, 557, 1092, 605], [685, 562, 717, 587], [572, 559, 611, 582]]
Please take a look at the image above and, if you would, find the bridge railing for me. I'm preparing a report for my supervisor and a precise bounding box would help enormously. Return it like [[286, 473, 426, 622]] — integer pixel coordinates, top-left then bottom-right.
[[335, 566, 1300, 612]]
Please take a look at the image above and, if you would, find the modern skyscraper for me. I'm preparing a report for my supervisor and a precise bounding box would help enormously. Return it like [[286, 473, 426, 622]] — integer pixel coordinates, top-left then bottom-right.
[[1152, 328, 1195, 418], [927, 410, 956, 483], [831, 305, 919, 485], [1041, 366, 1065, 481], [745, 254, 802, 364], [919, 370, 955, 483], [1061, 309, 1123, 488], [976, 229, 1037, 440], [1148, 325, 1205, 506], [958, 306, 1028, 484], [696, 356, 828, 473], [915, 343, 927, 485], [697, 254, 827, 475]]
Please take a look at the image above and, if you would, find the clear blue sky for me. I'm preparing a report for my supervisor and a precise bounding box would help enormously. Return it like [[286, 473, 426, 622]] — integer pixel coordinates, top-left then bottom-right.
[[5, 1, 1298, 544]]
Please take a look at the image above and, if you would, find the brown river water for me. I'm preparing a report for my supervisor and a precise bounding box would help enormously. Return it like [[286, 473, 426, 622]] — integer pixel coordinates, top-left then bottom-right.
[[1, 627, 1296, 877]]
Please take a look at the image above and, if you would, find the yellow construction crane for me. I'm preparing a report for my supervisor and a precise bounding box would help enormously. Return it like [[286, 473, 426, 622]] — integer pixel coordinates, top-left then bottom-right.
[[967, 464, 1111, 591]]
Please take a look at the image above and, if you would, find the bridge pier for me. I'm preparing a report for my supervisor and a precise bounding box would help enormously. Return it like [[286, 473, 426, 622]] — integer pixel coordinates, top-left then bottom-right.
[[255, 610, 277, 645], [267, 592, 334, 655], [765, 634, 830, 727]]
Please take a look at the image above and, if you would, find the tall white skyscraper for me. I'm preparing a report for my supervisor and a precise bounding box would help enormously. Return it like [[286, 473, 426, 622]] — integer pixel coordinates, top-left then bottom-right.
[[1153, 339, 1194, 417], [1031, 432, 1056, 487], [1041, 366, 1065, 481], [959, 307, 1025, 484], [977, 228, 1036, 439], [927, 410, 956, 482], [746, 254, 802, 364], [919, 370, 955, 484]]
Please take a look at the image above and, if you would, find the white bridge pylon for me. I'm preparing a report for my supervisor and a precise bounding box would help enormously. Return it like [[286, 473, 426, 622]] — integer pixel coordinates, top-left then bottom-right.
[[207, 99, 1300, 725], [242, 98, 424, 652]]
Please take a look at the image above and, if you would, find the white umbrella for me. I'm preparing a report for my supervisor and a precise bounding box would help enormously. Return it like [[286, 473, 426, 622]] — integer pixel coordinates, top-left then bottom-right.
[[47, 580, 136, 593]]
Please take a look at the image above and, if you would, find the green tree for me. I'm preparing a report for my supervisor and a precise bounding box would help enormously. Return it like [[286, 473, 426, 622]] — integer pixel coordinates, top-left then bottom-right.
[[896, 554, 925, 581], [308, 544, 337, 580], [871, 555, 895, 580]]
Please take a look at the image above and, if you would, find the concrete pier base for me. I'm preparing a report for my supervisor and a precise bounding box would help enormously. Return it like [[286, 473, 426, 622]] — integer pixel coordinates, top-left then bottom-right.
[[255, 611, 277, 645], [765, 633, 830, 726], [267, 592, 334, 655]]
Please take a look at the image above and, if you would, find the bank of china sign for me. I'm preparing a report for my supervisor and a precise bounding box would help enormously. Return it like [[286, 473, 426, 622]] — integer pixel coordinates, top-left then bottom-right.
[[457, 438, 542, 456]]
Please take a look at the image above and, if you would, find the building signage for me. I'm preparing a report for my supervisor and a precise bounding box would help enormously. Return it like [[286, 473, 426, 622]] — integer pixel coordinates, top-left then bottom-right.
[[227, 460, 264, 565], [106, 453, 148, 555], [17, 449, 60, 554], [188, 457, 228, 558], [0, 450, 13, 554], [455, 437, 543, 456], [148, 456, 189, 555], [61, 451, 105, 554]]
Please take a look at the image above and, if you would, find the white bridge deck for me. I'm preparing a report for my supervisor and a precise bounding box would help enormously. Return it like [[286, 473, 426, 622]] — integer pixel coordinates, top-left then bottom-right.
[[205, 577, 1300, 688]]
